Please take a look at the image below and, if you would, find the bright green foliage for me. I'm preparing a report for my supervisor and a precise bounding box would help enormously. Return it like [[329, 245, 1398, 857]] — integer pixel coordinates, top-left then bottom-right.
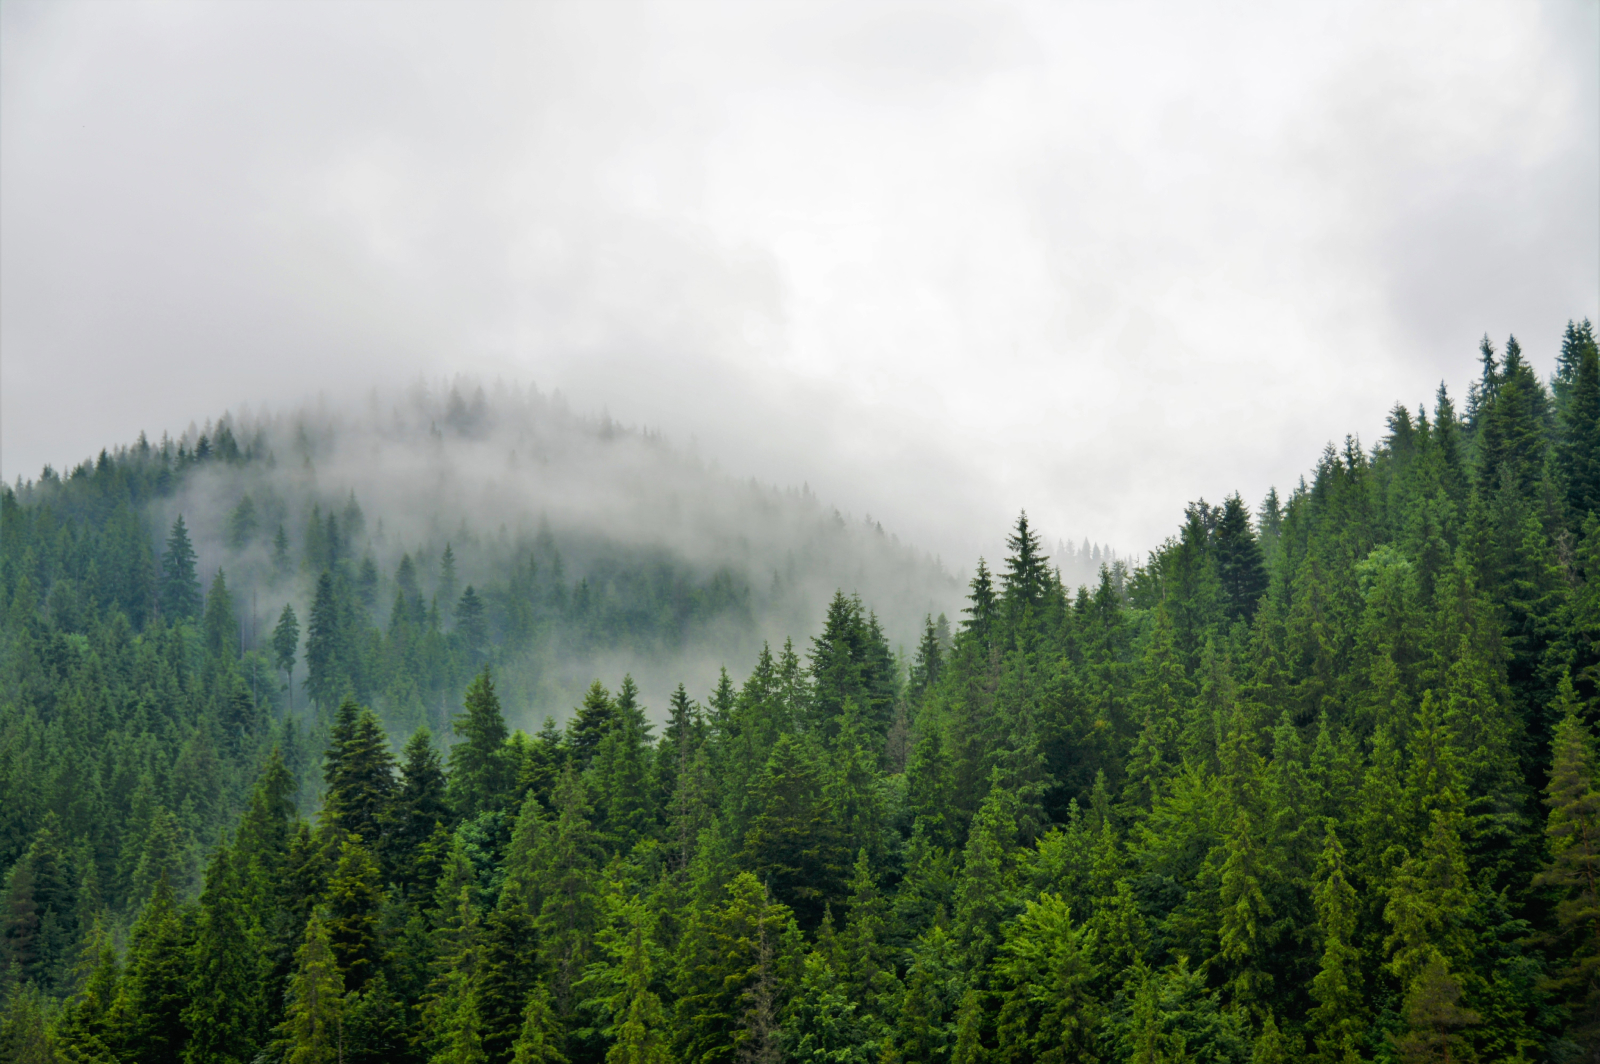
[[591, 893, 670, 1064], [1536, 675, 1600, 1050], [275, 911, 345, 1064], [993, 893, 1098, 1063], [1308, 827, 1363, 1064], [321, 832, 383, 994], [673, 872, 797, 1064], [510, 983, 567, 1064]]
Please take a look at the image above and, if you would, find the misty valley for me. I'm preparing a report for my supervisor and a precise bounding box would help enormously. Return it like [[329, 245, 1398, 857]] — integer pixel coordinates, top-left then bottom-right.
[[3, 321, 1600, 1064]]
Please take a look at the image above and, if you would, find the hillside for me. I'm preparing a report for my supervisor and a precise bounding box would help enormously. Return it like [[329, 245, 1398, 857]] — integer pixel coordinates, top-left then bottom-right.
[[1, 320, 1598, 1063]]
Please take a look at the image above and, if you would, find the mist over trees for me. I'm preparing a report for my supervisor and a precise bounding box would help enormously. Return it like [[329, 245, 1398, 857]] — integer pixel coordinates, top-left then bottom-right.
[[7, 380, 964, 736], [1, 319, 1599, 1062]]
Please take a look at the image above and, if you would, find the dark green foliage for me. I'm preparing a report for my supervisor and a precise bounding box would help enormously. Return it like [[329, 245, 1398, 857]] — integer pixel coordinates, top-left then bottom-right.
[[160, 515, 201, 622], [1214, 493, 1269, 623], [322, 699, 397, 845]]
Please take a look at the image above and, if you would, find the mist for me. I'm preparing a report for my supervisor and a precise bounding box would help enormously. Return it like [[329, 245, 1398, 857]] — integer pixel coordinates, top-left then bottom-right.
[[106, 382, 963, 728]]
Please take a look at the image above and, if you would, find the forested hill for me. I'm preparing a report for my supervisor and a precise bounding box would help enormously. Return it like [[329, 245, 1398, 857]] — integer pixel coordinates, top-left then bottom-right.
[[2, 319, 1598, 1064], [3, 379, 963, 731]]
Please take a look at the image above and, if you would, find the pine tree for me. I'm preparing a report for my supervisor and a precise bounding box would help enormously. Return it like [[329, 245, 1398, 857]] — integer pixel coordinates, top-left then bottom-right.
[[456, 585, 488, 663], [275, 910, 345, 1064], [1390, 955, 1480, 1064], [321, 700, 396, 845], [1308, 827, 1364, 1064], [1535, 673, 1600, 1047], [449, 669, 512, 819], [112, 875, 191, 1064], [596, 895, 670, 1064], [962, 559, 997, 647], [52, 917, 122, 1062], [909, 614, 945, 704], [953, 777, 1019, 975], [321, 832, 383, 995], [305, 572, 346, 713], [511, 983, 567, 1064], [533, 766, 603, 1020], [161, 515, 202, 622], [1559, 319, 1600, 518], [182, 843, 259, 1064], [1001, 511, 1051, 624], [392, 728, 450, 891], [202, 569, 239, 659], [568, 681, 616, 771], [993, 893, 1098, 1063], [1214, 493, 1269, 623], [273, 603, 300, 712], [273, 525, 292, 577], [739, 734, 845, 930]]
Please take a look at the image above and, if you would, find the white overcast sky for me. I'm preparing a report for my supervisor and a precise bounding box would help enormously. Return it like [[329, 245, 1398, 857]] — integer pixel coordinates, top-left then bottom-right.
[[3, 0, 1596, 565]]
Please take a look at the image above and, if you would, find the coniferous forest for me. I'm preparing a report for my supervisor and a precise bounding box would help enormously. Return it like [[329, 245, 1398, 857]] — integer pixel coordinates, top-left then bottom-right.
[[2, 320, 1599, 1064]]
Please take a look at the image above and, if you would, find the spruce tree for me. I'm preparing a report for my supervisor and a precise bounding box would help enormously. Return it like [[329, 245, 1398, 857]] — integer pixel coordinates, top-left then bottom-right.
[[1214, 493, 1269, 623], [449, 668, 513, 819], [111, 875, 191, 1064], [993, 893, 1098, 1063], [1559, 319, 1600, 518], [739, 734, 845, 930], [160, 515, 202, 622], [1535, 673, 1600, 1047], [321, 832, 383, 995], [275, 911, 345, 1064], [182, 843, 259, 1064], [1308, 827, 1364, 1064], [567, 681, 616, 771], [273, 603, 300, 711], [202, 569, 239, 658], [304, 572, 346, 713], [322, 702, 396, 846], [1001, 511, 1051, 624]]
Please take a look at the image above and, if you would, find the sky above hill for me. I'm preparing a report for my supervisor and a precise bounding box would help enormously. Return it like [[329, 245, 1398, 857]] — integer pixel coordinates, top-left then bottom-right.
[[3, 0, 1596, 566]]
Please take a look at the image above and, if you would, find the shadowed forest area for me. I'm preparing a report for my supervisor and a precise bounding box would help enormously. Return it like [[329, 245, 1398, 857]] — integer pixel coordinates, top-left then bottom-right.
[[2, 319, 1599, 1063]]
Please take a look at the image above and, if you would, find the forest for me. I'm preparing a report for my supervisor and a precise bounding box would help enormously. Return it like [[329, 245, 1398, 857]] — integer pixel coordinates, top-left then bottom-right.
[[1, 318, 1598, 1064]]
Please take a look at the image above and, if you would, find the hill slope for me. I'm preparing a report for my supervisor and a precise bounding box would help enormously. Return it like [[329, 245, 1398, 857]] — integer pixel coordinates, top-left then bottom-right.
[[1, 322, 1598, 1062]]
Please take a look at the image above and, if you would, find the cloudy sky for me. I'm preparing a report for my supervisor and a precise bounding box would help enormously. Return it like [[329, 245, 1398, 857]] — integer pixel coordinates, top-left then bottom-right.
[[3, 0, 1596, 564]]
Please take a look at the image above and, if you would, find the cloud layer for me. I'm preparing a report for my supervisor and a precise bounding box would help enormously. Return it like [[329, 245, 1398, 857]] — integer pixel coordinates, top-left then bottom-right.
[[3, 0, 1595, 564]]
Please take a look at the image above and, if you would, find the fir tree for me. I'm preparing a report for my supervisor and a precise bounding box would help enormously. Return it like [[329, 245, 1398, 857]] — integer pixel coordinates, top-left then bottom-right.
[[275, 910, 345, 1064], [304, 572, 346, 713], [449, 668, 513, 819], [1214, 493, 1269, 623], [1308, 827, 1364, 1064], [273, 603, 300, 711], [1535, 673, 1600, 1048], [161, 515, 202, 621]]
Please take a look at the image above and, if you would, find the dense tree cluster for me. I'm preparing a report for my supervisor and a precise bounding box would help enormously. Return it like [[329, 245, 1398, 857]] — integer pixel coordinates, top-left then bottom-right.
[[2, 320, 1600, 1063]]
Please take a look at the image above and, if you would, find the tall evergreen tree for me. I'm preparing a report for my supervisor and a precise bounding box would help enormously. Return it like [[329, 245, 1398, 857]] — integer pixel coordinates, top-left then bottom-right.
[[275, 911, 345, 1064], [449, 669, 513, 819], [161, 515, 202, 622], [273, 603, 300, 711], [1214, 493, 1269, 623]]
